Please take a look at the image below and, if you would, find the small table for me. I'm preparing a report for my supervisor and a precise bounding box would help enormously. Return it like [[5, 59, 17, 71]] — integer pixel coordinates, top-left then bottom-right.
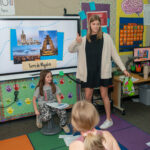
[[112, 73, 150, 115]]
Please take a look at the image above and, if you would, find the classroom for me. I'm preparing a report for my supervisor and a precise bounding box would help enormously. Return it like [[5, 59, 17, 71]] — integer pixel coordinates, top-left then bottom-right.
[[0, 0, 150, 150]]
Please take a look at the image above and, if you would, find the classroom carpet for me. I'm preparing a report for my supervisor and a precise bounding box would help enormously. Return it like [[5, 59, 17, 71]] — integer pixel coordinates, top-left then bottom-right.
[[28, 129, 127, 150], [99, 114, 150, 150], [28, 130, 67, 150], [0, 135, 34, 150], [27, 118, 128, 150], [1, 114, 150, 150]]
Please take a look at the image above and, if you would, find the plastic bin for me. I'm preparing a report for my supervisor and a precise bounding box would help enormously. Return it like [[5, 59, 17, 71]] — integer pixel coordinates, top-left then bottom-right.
[[139, 84, 150, 106]]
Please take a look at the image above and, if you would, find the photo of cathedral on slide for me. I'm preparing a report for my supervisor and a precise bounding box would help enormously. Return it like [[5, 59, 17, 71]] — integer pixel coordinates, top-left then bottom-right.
[[17, 29, 41, 46], [39, 30, 58, 56], [13, 28, 41, 64]]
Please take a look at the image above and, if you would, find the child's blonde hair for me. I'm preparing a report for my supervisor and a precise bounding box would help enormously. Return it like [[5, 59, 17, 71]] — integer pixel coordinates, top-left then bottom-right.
[[71, 100, 105, 150], [86, 15, 102, 42]]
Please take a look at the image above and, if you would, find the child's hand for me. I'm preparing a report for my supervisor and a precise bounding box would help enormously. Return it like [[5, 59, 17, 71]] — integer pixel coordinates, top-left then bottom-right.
[[56, 94, 62, 104], [35, 110, 40, 116], [58, 99, 61, 104]]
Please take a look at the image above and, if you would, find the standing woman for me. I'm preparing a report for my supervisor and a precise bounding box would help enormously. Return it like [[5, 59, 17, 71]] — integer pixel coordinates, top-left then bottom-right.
[[68, 15, 130, 129]]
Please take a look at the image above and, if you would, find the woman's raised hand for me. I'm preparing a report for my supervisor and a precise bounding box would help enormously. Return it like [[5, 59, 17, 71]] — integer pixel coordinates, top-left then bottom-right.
[[76, 33, 82, 43]]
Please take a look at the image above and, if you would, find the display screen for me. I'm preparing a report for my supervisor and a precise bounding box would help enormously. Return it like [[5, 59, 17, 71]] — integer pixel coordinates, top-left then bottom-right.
[[134, 47, 150, 62], [0, 16, 80, 75]]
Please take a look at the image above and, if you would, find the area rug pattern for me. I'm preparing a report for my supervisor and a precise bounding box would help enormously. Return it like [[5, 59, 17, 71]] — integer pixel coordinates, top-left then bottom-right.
[[1, 114, 150, 150], [28, 115, 129, 150], [99, 114, 150, 150], [0, 135, 34, 150]]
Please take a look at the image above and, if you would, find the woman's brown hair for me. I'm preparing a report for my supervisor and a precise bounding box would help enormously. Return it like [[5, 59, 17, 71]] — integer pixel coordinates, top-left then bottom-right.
[[36, 70, 56, 96], [86, 15, 102, 42], [71, 100, 105, 150]]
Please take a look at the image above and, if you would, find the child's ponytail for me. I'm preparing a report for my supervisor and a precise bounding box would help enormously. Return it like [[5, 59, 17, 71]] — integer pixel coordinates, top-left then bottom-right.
[[84, 133, 105, 150]]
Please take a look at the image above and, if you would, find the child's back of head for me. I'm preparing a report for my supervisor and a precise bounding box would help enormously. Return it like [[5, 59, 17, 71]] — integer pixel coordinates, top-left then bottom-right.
[[71, 100, 105, 150]]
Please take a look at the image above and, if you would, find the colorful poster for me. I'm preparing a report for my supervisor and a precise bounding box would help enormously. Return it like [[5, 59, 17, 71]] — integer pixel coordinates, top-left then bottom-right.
[[87, 11, 108, 27], [116, 0, 148, 55], [119, 17, 143, 52]]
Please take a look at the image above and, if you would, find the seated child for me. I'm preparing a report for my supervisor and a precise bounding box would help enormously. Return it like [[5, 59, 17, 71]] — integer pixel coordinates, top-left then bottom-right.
[[69, 100, 120, 150], [33, 70, 70, 133]]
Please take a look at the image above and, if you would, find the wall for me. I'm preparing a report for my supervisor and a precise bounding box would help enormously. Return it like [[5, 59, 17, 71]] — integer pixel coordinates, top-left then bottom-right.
[[5, 0, 150, 66], [14, 0, 116, 41]]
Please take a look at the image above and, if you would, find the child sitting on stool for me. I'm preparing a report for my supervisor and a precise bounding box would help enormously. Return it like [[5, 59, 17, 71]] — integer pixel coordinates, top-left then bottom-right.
[[33, 70, 70, 133]]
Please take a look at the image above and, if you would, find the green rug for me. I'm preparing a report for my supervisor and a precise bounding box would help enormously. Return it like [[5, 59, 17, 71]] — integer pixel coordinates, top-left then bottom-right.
[[28, 131, 67, 150]]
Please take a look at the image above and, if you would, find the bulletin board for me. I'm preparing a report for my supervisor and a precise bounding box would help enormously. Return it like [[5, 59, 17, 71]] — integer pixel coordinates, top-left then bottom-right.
[[0, 74, 80, 122], [116, 0, 148, 55], [81, 2, 110, 35], [77, 0, 117, 43]]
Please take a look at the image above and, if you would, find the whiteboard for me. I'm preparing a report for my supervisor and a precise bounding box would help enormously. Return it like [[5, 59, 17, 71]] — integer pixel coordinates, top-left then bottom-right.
[[0, 16, 80, 76]]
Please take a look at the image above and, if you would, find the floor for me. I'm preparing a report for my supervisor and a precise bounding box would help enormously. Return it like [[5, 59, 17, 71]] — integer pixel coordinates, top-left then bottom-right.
[[0, 98, 150, 141], [116, 99, 150, 134]]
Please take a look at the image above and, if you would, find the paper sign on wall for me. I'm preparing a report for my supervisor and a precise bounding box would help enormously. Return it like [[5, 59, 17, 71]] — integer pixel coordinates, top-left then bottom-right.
[[0, 0, 15, 15], [22, 59, 57, 71], [144, 4, 150, 25]]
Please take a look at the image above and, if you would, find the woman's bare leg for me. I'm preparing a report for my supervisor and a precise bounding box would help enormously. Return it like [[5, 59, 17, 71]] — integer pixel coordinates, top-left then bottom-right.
[[84, 88, 94, 103], [100, 86, 111, 120]]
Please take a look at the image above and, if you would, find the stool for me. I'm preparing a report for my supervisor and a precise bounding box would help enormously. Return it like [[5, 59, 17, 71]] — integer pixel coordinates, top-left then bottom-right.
[[40, 112, 62, 135]]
